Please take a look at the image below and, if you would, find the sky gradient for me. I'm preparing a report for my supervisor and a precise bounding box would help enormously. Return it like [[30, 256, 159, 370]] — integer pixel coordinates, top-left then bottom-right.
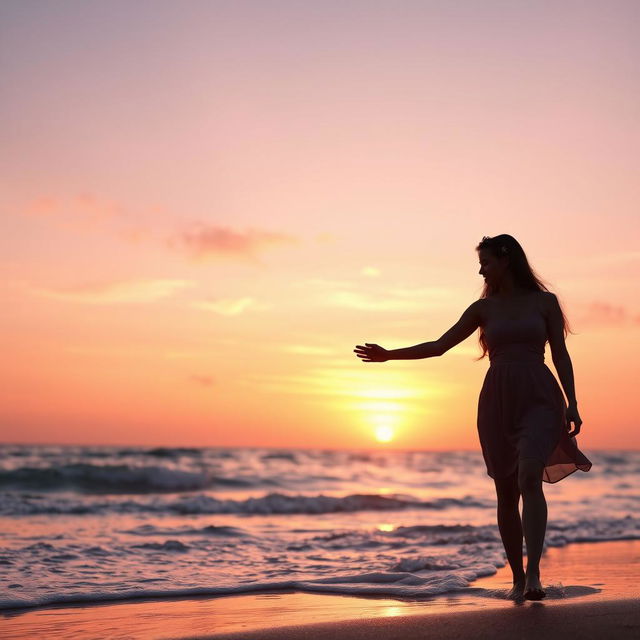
[[2, 1, 639, 449]]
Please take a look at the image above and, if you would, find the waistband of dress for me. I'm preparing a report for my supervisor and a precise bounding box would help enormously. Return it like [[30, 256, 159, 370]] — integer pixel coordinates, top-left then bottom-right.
[[489, 346, 545, 366]]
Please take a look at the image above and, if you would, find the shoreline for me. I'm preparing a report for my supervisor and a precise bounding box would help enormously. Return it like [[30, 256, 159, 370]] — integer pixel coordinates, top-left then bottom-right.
[[2, 538, 638, 639]]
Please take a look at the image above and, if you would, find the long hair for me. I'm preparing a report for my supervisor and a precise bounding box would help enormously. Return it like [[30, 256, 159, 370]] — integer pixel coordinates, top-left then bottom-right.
[[475, 234, 572, 360]]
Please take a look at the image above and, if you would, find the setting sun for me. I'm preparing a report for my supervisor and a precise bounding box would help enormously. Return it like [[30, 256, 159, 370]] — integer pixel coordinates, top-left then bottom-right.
[[374, 425, 395, 443]]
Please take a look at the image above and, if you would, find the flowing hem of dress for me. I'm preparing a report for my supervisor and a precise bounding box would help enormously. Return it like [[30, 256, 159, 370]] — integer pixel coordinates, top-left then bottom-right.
[[485, 459, 592, 484], [542, 434, 592, 483], [482, 437, 593, 484], [542, 460, 592, 484]]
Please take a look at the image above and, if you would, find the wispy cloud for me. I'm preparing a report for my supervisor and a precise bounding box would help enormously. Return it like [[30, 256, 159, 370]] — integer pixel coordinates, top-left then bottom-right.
[[295, 279, 454, 311], [242, 368, 458, 411], [20, 193, 159, 244], [163, 350, 209, 360], [586, 251, 640, 265], [324, 286, 453, 312], [22, 194, 126, 227], [314, 233, 337, 244], [191, 297, 271, 316], [26, 278, 194, 304], [325, 291, 418, 311], [292, 277, 356, 289], [22, 194, 307, 260], [169, 223, 298, 261], [361, 266, 381, 277], [575, 301, 640, 328], [63, 344, 161, 357], [281, 344, 336, 356], [189, 374, 215, 387], [390, 287, 453, 298], [244, 368, 432, 398]]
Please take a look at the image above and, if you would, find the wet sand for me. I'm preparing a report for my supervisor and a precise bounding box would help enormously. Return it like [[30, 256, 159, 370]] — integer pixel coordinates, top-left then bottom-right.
[[210, 598, 640, 640]]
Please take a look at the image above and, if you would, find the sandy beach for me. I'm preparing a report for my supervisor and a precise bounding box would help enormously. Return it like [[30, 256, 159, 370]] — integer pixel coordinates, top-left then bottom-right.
[[2, 539, 638, 640], [209, 599, 640, 640]]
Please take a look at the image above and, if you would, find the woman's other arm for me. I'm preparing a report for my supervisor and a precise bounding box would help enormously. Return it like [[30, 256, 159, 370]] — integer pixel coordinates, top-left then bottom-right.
[[544, 292, 577, 406], [545, 292, 582, 436]]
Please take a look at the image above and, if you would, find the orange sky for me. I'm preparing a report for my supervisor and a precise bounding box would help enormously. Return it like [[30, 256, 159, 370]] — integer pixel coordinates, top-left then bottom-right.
[[2, 1, 639, 449]]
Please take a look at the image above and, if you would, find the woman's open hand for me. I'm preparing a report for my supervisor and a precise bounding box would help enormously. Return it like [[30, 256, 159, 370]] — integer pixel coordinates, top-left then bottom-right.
[[566, 405, 582, 437], [354, 343, 389, 363]]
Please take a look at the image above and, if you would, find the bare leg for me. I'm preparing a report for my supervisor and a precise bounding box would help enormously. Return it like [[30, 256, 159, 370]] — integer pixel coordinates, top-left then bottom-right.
[[518, 458, 547, 600], [493, 469, 525, 598]]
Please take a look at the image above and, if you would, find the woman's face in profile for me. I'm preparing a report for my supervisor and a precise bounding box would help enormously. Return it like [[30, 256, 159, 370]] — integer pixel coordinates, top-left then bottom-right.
[[478, 249, 508, 287]]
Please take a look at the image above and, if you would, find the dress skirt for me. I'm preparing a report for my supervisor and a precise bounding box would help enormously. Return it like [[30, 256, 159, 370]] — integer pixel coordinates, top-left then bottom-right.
[[477, 359, 592, 484]]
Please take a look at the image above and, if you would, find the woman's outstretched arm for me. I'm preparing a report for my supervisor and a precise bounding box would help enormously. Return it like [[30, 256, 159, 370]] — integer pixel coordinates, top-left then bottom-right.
[[386, 339, 442, 361], [354, 300, 483, 362]]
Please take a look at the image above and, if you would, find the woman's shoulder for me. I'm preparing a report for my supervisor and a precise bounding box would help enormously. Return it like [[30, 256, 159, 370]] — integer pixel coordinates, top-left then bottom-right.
[[537, 290, 559, 318]]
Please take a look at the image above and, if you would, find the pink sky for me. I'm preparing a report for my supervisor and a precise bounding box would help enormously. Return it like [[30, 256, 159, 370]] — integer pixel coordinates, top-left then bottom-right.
[[2, 1, 639, 449]]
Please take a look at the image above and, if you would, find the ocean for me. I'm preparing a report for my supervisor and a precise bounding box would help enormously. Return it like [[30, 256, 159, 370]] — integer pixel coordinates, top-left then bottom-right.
[[1, 445, 638, 611]]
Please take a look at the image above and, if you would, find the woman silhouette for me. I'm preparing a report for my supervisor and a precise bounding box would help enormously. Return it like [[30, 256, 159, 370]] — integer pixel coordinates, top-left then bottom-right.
[[354, 234, 591, 601]]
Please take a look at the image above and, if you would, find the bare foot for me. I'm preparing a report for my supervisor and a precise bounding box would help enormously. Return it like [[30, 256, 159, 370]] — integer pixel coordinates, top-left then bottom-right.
[[506, 579, 525, 600], [524, 570, 546, 600]]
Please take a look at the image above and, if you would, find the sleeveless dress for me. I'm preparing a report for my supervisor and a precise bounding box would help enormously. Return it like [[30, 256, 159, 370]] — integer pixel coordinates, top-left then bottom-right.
[[476, 293, 592, 484]]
